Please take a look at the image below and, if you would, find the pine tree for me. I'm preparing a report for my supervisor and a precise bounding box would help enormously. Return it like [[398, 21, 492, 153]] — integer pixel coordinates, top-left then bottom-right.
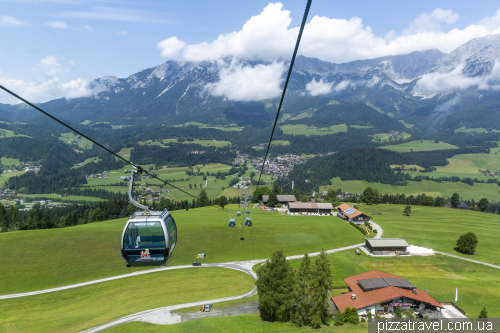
[[256, 250, 295, 322], [268, 192, 278, 207], [293, 253, 312, 326], [451, 193, 460, 207], [10, 206, 19, 231], [478, 306, 488, 318], [310, 249, 333, 328], [0, 203, 8, 232], [198, 189, 209, 207]]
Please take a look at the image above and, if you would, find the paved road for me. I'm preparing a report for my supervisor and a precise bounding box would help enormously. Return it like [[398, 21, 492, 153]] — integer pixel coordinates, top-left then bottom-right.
[[435, 251, 500, 269]]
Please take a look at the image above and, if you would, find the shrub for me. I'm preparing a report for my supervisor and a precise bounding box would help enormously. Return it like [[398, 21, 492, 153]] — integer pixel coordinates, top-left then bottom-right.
[[394, 306, 402, 318], [349, 313, 360, 325], [349, 222, 367, 235], [334, 311, 344, 326], [361, 317, 366, 322], [456, 232, 478, 255], [479, 306, 488, 318]]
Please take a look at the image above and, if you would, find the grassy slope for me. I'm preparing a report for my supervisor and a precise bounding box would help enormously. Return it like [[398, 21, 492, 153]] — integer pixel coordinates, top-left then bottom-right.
[[380, 140, 458, 152], [108, 315, 368, 332], [109, 248, 500, 332], [79, 163, 236, 200], [280, 124, 348, 136], [324, 177, 500, 201], [364, 204, 500, 264], [0, 267, 254, 333], [0, 170, 24, 187], [397, 142, 500, 182], [0, 205, 365, 294], [0, 157, 20, 166]]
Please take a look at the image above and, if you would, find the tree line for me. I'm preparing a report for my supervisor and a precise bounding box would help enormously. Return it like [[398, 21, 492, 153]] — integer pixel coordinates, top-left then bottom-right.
[[0, 190, 239, 232]]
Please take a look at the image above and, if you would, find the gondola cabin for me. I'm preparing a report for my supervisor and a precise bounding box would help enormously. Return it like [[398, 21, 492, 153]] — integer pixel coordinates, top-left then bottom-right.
[[121, 209, 177, 267], [236, 211, 241, 217], [228, 218, 236, 227], [246, 209, 251, 214], [245, 217, 252, 226]]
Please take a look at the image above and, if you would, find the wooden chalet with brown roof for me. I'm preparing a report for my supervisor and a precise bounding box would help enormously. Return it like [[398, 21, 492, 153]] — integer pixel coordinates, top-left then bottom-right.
[[331, 270, 443, 317], [335, 203, 371, 224], [444, 202, 472, 210]]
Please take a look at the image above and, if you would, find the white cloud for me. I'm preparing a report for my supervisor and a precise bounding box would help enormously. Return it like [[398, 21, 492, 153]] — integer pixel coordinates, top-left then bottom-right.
[[305, 79, 333, 96], [46, 21, 67, 29], [0, 15, 26, 27], [157, 37, 185, 60], [416, 61, 500, 93], [366, 76, 380, 87], [46, 21, 93, 31], [38, 56, 75, 76], [158, 3, 500, 64], [403, 8, 459, 34], [116, 30, 127, 35], [58, 7, 162, 23], [204, 59, 285, 101], [80, 25, 93, 31], [334, 80, 353, 92], [0, 75, 91, 104]]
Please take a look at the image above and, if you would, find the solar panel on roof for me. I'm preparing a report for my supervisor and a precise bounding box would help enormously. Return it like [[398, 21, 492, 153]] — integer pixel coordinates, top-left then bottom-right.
[[344, 208, 356, 215], [358, 278, 414, 291]]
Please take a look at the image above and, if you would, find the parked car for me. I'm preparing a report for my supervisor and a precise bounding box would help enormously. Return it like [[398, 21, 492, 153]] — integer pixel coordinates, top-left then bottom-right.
[[192, 262, 202, 266], [204, 303, 212, 312]]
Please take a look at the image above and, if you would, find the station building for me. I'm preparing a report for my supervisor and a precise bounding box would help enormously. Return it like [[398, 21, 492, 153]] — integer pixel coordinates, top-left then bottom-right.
[[287, 202, 334, 215]]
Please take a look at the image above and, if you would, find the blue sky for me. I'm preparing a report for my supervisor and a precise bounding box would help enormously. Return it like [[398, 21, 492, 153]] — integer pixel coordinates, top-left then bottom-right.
[[1, 0, 500, 103]]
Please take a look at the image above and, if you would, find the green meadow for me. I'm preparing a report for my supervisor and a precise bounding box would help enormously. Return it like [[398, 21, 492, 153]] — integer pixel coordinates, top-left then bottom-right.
[[280, 124, 348, 136], [0, 205, 365, 294], [361, 204, 500, 265], [0, 170, 24, 187], [395, 142, 500, 182], [322, 177, 500, 201], [454, 127, 500, 134], [58, 132, 93, 149], [108, 315, 368, 332], [0, 128, 28, 138], [108, 250, 500, 332], [139, 138, 232, 148], [0, 157, 20, 166], [78, 163, 237, 200], [0, 267, 254, 333], [372, 131, 411, 142], [380, 140, 458, 152], [176, 121, 243, 131]]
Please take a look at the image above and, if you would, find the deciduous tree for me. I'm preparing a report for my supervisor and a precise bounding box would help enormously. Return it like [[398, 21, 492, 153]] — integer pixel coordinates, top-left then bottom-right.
[[451, 193, 460, 207], [403, 205, 411, 216], [456, 232, 478, 255], [478, 198, 489, 212]]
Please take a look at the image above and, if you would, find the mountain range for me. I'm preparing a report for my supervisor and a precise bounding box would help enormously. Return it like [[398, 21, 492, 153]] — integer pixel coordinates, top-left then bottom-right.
[[2, 34, 500, 134]]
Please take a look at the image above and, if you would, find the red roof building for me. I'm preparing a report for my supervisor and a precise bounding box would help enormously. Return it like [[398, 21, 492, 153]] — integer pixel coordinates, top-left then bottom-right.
[[331, 270, 443, 316]]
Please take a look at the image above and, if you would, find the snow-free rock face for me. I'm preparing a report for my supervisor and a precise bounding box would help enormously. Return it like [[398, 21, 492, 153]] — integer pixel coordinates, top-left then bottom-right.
[[431, 34, 500, 76]]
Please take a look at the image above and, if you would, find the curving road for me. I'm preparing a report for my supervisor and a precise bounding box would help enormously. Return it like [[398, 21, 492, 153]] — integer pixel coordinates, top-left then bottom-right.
[[0, 219, 383, 332], [79, 243, 367, 333]]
